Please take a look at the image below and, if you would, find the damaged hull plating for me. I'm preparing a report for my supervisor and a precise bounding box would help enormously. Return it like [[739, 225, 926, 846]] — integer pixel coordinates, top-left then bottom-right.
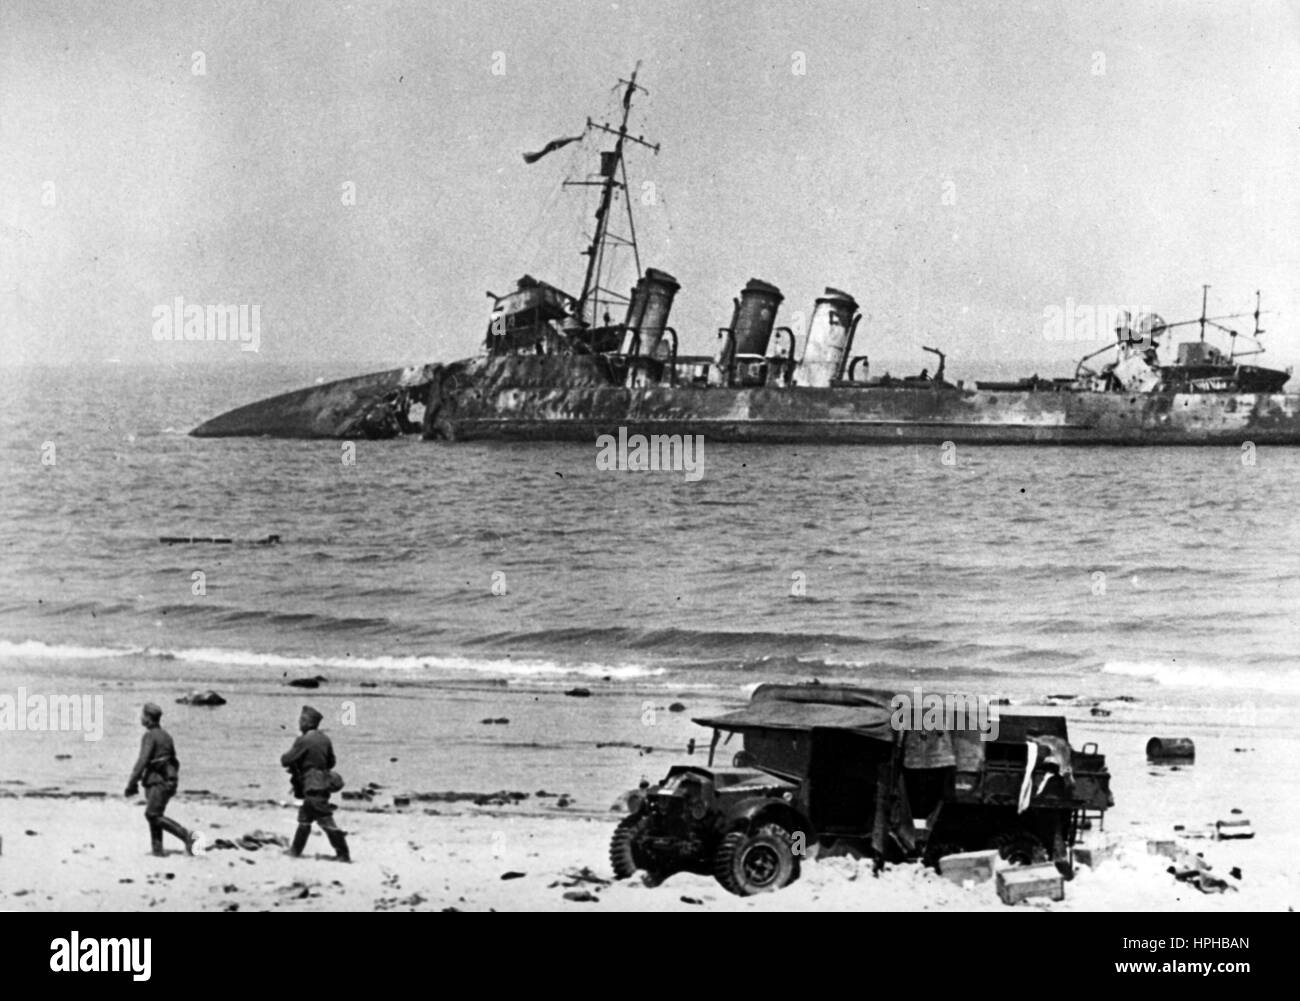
[[191, 366, 437, 439], [422, 357, 1300, 445]]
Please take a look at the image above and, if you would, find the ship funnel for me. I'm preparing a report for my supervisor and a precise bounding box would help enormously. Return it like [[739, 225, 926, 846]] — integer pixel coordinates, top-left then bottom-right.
[[620, 282, 650, 352], [620, 268, 680, 357], [794, 287, 859, 387], [730, 279, 784, 357]]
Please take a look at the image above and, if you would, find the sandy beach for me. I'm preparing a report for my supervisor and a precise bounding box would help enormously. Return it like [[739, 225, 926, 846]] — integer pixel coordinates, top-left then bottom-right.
[[2, 671, 1297, 912]]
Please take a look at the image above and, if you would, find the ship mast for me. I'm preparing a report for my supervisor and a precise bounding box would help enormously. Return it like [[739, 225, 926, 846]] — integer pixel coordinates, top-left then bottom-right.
[[567, 63, 659, 326]]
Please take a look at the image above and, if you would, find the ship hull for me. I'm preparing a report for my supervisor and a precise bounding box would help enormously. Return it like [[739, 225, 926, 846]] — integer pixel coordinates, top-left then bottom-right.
[[429, 373, 1300, 445]]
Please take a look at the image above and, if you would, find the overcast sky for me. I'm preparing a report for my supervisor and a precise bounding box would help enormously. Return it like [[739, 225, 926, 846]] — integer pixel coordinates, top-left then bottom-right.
[[2, 0, 1298, 379]]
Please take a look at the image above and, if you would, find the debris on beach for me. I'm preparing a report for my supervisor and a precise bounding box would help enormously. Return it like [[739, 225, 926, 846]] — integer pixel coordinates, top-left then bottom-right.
[[1215, 818, 1254, 840], [562, 889, 599, 902], [374, 892, 427, 911], [236, 830, 290, 851], [400, 790, 532, 807], [668, 702, 687, 712], [500, 871, 526, 880], [276, 880, 321, 900], [1073, 843, 1115, 869], [176, 690, 227, 706], [1169, 863, 1237, 895], [288, 675, 327, 689], [1146, 737, 1195, 764], [1147, 839, 1179, 859], [479, 717, 510, 725], [564, 687, 591, 698], [997, 864, 1065, 905], [937, 849, 999, 885]]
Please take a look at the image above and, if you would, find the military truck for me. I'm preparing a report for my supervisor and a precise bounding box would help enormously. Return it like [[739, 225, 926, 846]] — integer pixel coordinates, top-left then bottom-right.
[[609, 683, 1114, 895]]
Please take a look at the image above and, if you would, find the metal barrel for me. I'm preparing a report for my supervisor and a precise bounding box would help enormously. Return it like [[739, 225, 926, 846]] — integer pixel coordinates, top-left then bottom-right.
[[1145, 737, 1195, 763], [730, 278, 784, 356], [794, 287, 859, 387], [637, 268, 680, 358]]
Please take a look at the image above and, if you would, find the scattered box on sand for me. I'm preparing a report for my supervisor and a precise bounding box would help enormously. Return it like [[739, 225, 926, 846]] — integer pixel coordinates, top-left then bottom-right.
[[1215, 819, 1254, 840], [997, 864, 1065, 905], [938, 849, 1000, 885], [1074, 843, 1115, 869], [1147, 839, 1179, 859]]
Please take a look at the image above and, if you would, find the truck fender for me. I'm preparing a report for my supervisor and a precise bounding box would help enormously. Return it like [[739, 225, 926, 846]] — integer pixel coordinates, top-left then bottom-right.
[[724, 797, 813, 844]]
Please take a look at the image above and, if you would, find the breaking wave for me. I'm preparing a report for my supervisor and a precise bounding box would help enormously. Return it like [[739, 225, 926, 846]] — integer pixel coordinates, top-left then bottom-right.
[[0, 639, 663, 681], [1102, 659, 1300, 695]]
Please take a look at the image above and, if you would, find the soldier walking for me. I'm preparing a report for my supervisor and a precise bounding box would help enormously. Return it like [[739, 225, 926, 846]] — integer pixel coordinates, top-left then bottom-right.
[[125, 702, 195, 856], [280, 705, 350, 862]]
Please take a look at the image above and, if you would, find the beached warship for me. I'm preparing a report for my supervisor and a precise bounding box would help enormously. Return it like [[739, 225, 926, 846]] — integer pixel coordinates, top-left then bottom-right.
[[193, 68, 1298, 445]]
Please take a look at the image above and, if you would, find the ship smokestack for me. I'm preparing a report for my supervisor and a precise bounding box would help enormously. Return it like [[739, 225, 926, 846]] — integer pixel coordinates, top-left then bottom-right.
[[794, 287, 859, 387], [731, 279, 784, 357], [620, 268, 680, 357]]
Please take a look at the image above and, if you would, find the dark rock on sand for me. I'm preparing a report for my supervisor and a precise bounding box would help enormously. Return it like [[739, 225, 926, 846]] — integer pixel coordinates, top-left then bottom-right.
[[289, 676, 327, 689], [479, 717, 510, 725], [500, 871, 526, 880], [563, 889, 598, 902], [238, 830, 289, 850], [669, 702, 687, 712], [177, 690, 227, 706], [565, 687, 591, 698]]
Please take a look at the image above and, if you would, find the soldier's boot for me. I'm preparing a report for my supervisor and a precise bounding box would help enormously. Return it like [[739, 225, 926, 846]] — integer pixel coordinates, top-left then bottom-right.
[[148, 821, 165, 857], [286, 824, 311, 858], [159, 817, 195, 855], [326, 829, 351, 863]]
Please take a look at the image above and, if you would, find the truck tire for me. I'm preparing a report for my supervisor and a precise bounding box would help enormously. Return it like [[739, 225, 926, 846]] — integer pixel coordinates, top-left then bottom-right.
[[609, 815, 652, 880], [713, 823, 801, 896], [989, 829, 1047, 866]]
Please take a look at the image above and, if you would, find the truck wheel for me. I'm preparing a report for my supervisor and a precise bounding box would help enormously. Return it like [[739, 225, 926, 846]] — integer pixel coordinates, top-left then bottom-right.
[[713, 824, 801, 896], [989, 830, 1047, 866], [609, 815, 652, 880]]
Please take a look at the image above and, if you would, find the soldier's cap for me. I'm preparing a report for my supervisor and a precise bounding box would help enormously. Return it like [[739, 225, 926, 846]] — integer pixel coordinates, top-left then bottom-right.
[[142, 702, 163, 721], [300, 705, 324, 727]]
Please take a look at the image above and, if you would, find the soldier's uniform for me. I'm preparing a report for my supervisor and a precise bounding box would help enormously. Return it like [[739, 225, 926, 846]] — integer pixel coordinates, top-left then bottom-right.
[[126, 703, 194, 856], [280, 705, 350, 861]]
